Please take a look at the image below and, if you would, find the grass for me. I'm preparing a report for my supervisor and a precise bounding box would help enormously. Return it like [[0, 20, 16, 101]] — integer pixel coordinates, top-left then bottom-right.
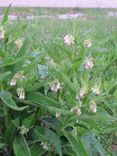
[[1, 7, 117, 155], [1, 7, 116, 50]]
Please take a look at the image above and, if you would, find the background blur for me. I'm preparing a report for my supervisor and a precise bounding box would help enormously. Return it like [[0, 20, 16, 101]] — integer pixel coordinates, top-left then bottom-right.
[[0, 0, 117, 8]]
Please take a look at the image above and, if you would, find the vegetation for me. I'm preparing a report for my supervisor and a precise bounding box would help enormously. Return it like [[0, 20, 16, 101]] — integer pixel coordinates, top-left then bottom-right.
[[0, 6, 117, 156]]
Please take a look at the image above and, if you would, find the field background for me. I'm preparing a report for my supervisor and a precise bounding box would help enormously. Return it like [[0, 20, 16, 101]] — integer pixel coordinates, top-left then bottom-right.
[[0, 0, 117, 8]]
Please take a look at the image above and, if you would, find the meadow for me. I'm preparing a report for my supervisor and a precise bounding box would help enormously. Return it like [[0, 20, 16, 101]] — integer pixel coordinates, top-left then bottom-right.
[[0, 7, 117, 156]]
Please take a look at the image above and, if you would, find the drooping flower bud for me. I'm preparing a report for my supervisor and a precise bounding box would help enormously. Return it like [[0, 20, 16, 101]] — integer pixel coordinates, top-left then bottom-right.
[[84, 39, 92, 48], [64, 34, 75, 45], [89, 100, 97, 113], [50, 80, 62, 92], [92, 85, 100, 96], [16, 87, 25, 99], [70, 106, 81, 116], [41, 142, 48, 150], [20, 125, 29, 135], [9, 71, 26, 86], [84, 57, 94, 70], [56, 112, 61, 118], [9, 77, 17, 86], [14, 71, 26, 81], [78, 87, 88, 99]]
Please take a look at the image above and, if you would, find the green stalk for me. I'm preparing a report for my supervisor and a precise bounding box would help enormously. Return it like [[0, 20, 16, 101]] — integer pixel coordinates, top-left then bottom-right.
[[3, 104, 9, 128], [1, 83, 10, 129]]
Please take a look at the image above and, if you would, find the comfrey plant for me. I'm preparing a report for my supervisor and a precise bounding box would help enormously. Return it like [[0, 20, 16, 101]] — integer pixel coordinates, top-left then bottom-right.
[[0, 7, 117, 156]]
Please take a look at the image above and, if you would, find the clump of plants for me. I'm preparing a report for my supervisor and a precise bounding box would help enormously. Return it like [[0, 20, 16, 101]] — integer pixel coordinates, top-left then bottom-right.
[[0, 6, 117, 156]]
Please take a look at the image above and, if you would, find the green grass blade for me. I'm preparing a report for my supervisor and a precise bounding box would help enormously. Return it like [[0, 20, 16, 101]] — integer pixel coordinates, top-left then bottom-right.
[[2, 4, 12, 25]]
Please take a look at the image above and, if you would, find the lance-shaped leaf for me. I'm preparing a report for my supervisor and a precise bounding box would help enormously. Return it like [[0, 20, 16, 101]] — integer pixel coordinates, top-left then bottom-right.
[[26, 92, 71, 115], [0, 91, 28, 111], [35, 126, 62, 156], [0, 71, 12, 81], [65, 131, 89, 156], [13, 134, 31, 156], [0, 57, 24, 68], [2, 4, 11, 25]]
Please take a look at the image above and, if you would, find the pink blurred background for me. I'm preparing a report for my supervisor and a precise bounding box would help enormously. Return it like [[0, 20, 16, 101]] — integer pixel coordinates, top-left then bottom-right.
[[0, 0, 117, 8]]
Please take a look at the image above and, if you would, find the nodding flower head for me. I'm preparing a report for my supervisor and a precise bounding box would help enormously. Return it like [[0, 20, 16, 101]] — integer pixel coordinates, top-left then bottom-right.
[[0, 26, 5, 40], [64, 34, 75, 45], [92, 85, 100, 96], [41, 142, 48, 150], [20, 125, 29, 135], [84, 57, 94, 70], [84, 39, 92, 48], [16, 87, 25, 99], [89, 100, 97, 113], [9, 71, 26, 86], [56, 112, 61, 118], [70, 106, 81, 116], [92, 84, 100, 96], [14, 71, 26, 81], [9, 77, 17, 86], [50, 80, 62, 92], [78, 86, 88, 99]]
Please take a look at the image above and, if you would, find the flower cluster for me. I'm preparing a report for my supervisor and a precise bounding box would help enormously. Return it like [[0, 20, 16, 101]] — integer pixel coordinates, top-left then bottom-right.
[[84, 57, 94, 70], [70, 106, 81, 116], [10, 71, 26, 86], [16, 87, 25, 99], [75, 84, 100, 113], [64, 34, 75, 45], [20, 125, 29, 135], [92, 84, 100, 96], [50, 80, 62, 92], [84, 39, 92, 48], [89, 100, 97, 113], [56, 112, 61, 118], [41, 142, 48, 150]]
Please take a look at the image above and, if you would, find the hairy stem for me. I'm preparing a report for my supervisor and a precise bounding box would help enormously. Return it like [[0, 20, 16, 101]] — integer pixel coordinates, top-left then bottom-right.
[[1, 83, 10, 129]]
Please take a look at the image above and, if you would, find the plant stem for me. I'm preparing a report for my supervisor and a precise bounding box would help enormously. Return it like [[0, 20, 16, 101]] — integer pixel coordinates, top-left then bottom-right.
[[1, 83, 10, 129], [3, 104, 9, 128]]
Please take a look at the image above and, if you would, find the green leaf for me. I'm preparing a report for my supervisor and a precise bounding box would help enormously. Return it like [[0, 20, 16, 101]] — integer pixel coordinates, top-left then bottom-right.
[[0, 91, 28, 111], [0, 71, 12, 81], [57, 72, 76, 94], [35, 126, 62, 156], [102, 126, 117, 134], [30, 143, 46, 156], [5, 123, 16, 146], [13, 134, 31, 156], [38, 64, 48, 79], [15, 40, 28, 58], [82, 118, 100, 131], [40, 116, 60, 130], [22, 115, 35, 128], [46, 129, 62, 156], [81, 133, 106, 156], [2, 4, 11, 25], [12, 118, 20, 128], [26, 92, 71, 115], [0, 143, 7, 149], [0, 57, 24, 68], [65, 131, 89, 156]]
